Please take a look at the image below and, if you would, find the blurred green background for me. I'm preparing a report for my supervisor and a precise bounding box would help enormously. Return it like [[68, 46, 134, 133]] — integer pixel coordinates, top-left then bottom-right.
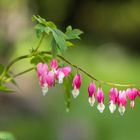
[[0, 0, 140, 140]]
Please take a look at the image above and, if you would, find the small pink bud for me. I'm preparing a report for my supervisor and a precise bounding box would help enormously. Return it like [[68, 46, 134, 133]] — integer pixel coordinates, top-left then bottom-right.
[[50, 59, 58, 70], [109, 88, 118, 113], [88, 82, 96, 107], [96, 87, 105, 113], [126, 88, 137, 108], [118, 90, 127, 115], [72, 74, 82, 98], [88, 82, 96, 97]]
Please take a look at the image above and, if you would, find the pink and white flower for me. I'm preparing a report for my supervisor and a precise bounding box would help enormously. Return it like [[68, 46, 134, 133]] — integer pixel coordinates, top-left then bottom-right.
[[96, 87, 105, 113], [72, 74, 82, 98], [126, 88, 137, 108], [88, 82, 96, 107], [118, 90, 127, 115], [37, 63, 48, 79], [41, 71, 55, 96], [50, 59, 58, 71], [56, 66, 71, 84], [37, 63, 55, 96], [109, 88, 118, 113]]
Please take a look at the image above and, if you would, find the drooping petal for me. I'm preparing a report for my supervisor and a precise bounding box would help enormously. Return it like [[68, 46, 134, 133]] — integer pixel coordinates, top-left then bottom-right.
[[73, 74, 82, 89], [72, 88, 80, 98], [41, 83, 48, 96], [88, 82, 96, 97], [50, 59, 58, 70], [109, 101, 116, 113], [118, 104, 125, 116], [118, 90, 127, 115], [61, 66, 71, 76], [37, 63, 48, 78], [97, 102, 105, 113], [88, 96, 95, 107], [96, 87, 104, 103], [109, 88, 118, 104], [126, 88, 137, 101]]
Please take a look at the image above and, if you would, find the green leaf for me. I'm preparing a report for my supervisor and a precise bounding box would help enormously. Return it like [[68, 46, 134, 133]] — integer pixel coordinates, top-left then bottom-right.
[[65, 25, 83, 40], [0, 85, 14, 93], [32, 15, 46, 25], [51, 38, 58, 58], [32, 15, 57, 29], [30, 55, 52, 65], [65, 41, 74, 47], [51, 29, 67, 53]]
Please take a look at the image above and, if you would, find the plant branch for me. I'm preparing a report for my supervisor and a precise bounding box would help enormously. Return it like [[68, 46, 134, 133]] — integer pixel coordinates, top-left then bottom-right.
[[4, 67, 35, 83]]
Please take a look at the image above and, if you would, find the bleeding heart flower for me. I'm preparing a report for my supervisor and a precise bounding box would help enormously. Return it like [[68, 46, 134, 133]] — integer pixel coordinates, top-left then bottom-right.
[[126, 88, 137, 108], [56, 66, 71, 84], [50, 59, 58, 72], [72, 74, 82, 98], [96, 87, 105, 113], [109, 88, 118, 113], [88, 82, 96, 107], [118, 90, 127, 115], [37, 63, 48, 79]]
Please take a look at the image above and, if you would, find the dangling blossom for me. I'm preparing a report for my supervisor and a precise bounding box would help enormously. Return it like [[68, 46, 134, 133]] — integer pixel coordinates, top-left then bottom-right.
[[88, 82, 96, 107], [72, 74, 82, 98], [37, 63, 48, 79], [41, 71, 55, 96], [96, 87, 105, 113], [109, 88, 118, 113], [126, 88, 137, 108], [50, 59, 58, 72], [56, 66, 71, 84], [118, 90, 127, 115], [37, 63, 55, 96]]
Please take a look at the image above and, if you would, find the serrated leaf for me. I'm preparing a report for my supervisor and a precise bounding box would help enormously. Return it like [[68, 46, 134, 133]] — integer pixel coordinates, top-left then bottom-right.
[[30, 55, 52, 65], [0, 85, 14, 93], [32, 15, 46, 25], [51, 29, 67, 53], [34, 24, 50, 38], [65, 26, 83, 40], [51, 38, 58, 58]]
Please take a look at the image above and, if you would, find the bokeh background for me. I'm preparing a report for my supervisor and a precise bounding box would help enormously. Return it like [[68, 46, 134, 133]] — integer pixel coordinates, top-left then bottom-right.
[[0, 0, 140, 140]]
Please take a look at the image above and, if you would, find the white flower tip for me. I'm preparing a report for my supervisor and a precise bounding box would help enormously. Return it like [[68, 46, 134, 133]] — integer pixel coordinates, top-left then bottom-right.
[[109, 103, 116, 114], [58, 72, 65, 84], [97, 103, 105, 113], [118, 105, 125, 116], [130, 101, 135, 109], [88, 97, 95, 107], [72, 89, 79, 98], [42, 85, 48, 96]]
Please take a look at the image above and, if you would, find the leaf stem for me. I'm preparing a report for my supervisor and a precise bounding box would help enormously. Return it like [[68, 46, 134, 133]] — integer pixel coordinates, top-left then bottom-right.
[[4, 67, 35, 83]]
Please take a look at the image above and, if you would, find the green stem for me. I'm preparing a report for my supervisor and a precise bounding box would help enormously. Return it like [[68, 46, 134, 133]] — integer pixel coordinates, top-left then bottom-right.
[[1, 50, 140, 88], [0, 34, 45, 81], [33, 33, 45, 54], [4, 67, 35, 83]]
